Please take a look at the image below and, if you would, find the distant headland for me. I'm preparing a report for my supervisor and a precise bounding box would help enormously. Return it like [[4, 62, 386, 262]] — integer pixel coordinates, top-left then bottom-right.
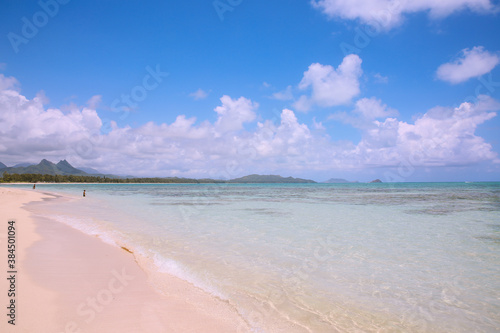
[[0, 159, 381, 184]]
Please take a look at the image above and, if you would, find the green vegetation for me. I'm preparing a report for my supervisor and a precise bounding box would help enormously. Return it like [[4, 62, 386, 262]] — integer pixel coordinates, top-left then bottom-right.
[[0, 173, 225, 184], [0, 160, 319, 184], [228, 174, 316, 183]]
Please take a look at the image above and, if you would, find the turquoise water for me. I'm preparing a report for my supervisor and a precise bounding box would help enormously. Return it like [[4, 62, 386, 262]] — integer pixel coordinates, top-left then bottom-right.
[[11, 182, 500, 332]]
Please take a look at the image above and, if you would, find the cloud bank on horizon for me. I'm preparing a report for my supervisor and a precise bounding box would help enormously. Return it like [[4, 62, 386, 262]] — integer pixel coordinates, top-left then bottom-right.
[[1, 61, 498, 180], [0, 0, 499, 181]]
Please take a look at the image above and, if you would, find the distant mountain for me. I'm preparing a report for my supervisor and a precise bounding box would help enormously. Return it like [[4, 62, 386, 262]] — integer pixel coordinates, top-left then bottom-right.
[[323, 178, 358, 183], [13, 162, 34, 168], [22, 159, 61, 175], [77, 166, 101, 174], [0, 162, 6, 169], [56, 160, 88, 175], [370, 179, 382, 183], [229, 174, 316, 183], [0, 159, 88, 176]]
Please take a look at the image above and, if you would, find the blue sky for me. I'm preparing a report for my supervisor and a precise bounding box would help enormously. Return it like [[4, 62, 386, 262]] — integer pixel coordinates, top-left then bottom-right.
[[0, 0, 500, 181]]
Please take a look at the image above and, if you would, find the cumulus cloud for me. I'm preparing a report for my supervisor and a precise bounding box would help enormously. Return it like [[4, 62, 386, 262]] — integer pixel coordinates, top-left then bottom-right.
[[0, 74, 498, 178], [311, 0, 495, 30], [0, 74, 19, 91], [329, 97, 398, 129], [436, 46, 500, 84], [0, 74, 102, 162], [189, 88, 209, 100], [295, 54, 363, 111], [354, 97, 398, 119], [313, 117, 326, 130], [358, 95, 499, 166], [214, 95, 258, 133], [86, 95, 102, 109]]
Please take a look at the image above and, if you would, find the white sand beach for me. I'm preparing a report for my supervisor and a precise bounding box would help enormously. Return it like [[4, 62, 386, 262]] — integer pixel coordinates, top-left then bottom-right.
[[0, 187, 250, 333]]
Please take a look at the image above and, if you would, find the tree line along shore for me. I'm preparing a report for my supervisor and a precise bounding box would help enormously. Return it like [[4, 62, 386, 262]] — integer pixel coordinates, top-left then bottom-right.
[[0, 173, 226, 184], [0, 173, 324, 184]]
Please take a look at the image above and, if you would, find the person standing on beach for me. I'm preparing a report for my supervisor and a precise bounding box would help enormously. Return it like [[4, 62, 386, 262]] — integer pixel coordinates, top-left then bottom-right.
[[83, 190, 86, 197], [33, 184, 36, 189]]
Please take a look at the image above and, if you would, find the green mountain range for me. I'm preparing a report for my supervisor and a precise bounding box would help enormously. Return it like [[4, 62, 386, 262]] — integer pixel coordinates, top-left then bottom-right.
[[0, 159, 88, 176], [323, 178, 358, 183], [0, 162, 318, 183], [229, 174, 316, 183], [1, 160, 378, 184]]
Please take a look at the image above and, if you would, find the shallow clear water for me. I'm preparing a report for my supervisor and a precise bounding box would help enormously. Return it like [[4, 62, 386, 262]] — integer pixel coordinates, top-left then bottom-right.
[[11, 182, 500, 332]]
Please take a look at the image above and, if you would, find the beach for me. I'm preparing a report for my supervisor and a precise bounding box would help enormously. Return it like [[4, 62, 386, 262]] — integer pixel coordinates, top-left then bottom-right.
[[2, 0, 500, 331], [1, 183, 499, 332], [0, 187, 251, 333]]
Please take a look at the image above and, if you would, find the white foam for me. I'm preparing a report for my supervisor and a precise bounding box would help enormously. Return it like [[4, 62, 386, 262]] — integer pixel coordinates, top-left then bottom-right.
[[40, 212, 223, 300], [151, 251, 227, 300], [44, 214, 119, 247]]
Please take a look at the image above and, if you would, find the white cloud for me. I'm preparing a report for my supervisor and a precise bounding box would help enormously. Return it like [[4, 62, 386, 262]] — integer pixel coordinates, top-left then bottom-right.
[[311, 0, 495, 30], [241, 109, 314, 162], [328, 97, 398, 129], [358, 95, 499, 166], [0, 74, 19, 91], [400, 96, 498, 162], [374, 73, 388, 83], [354, 97, 398, 119], [0, 74, 498, 178], [271, 85, 294, 101], [189, 88, 209, 100], [313, 117, 326, 130], [214, 95, 258, 133], [86, 95, 102, 109], [295, 54, 363, 111], [436, 46, 500, 84], [0, 75, 102, 162], [293, 95, 313, 113], [363, 117, 400, 149]]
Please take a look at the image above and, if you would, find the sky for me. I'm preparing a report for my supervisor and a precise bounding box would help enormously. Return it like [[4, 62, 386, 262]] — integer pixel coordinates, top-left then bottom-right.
[[0, 0, 500, 182]]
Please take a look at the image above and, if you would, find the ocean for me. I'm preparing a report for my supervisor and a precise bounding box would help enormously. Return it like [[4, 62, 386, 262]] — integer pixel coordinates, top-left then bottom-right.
[[13, 182, 500, 332]]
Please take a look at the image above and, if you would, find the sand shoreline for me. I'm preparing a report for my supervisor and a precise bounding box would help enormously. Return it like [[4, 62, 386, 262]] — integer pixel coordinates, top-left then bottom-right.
[[0, 187, 251, 332]]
